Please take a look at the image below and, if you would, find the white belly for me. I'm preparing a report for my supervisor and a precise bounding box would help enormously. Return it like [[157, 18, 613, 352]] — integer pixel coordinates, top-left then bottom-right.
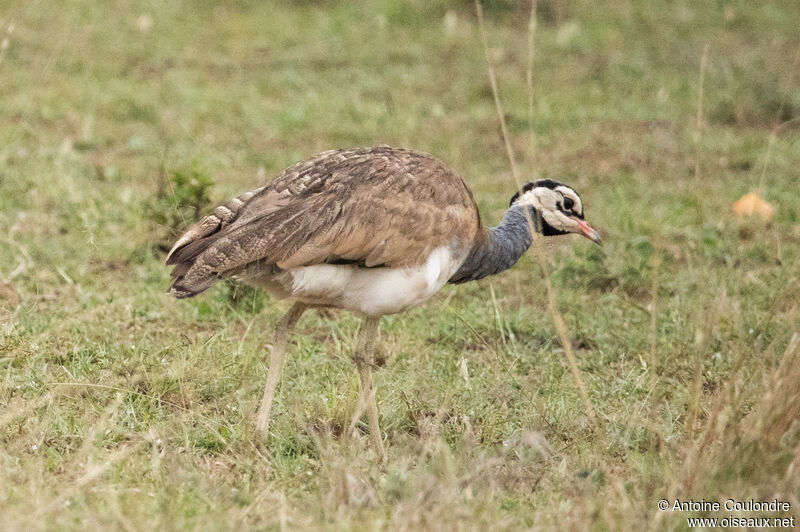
[[278, 246, 464, 316]]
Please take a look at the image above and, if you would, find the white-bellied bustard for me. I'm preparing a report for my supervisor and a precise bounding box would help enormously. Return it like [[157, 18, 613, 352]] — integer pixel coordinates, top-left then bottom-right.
[[166, 146, 601, 461]]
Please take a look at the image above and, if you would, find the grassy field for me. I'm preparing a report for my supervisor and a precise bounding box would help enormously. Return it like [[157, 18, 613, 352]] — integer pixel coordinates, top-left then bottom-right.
[[1, 0, 799, 529]]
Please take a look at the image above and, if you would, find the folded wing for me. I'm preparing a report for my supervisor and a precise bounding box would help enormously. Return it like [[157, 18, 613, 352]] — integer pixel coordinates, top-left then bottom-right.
[[166, 147, 481, 298]]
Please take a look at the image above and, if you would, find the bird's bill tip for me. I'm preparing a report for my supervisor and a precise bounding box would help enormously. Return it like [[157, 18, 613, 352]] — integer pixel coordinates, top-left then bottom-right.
[[572, 218, 603, 245]]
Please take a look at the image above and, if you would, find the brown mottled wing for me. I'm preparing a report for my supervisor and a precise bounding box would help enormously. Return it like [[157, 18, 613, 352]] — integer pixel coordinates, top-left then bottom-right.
[[167, 147, 481, 298]]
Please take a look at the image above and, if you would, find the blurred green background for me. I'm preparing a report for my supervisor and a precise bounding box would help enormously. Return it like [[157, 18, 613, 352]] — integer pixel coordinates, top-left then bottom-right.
[[1, 1, 798, 530]]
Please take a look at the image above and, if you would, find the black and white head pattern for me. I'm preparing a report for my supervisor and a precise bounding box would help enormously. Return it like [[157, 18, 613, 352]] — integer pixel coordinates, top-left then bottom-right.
[[509, 179, 585, 236]]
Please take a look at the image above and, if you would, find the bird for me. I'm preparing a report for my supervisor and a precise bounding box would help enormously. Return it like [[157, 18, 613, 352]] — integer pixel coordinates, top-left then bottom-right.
[[166, 146, 601, 461]]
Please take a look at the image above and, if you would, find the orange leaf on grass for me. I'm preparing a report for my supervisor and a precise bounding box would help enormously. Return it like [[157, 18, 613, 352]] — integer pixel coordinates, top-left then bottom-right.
[[732, 192, 775, 222]]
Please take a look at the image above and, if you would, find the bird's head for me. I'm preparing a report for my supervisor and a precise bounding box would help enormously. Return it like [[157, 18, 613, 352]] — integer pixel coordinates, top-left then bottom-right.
[[509, 179, 602, 245]]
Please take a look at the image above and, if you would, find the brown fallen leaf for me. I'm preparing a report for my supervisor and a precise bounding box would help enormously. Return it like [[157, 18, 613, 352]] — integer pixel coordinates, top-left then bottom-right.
[[732, 192, 775, 222]]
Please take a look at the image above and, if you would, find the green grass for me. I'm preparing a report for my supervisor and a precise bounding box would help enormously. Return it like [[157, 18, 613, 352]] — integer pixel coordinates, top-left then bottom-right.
[[1, 0, 799, 529]]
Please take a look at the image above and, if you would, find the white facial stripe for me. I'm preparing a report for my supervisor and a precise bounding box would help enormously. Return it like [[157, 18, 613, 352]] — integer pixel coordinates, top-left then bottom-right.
[[541, 209, 562, 228], [512, 184, 590, 236], [554, 185, 582, 214], [515, 188, 578, 233], [516, 189, 545, 210]]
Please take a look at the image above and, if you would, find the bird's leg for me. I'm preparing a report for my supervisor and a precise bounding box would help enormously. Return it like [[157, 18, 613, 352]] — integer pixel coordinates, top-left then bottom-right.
[[255, 302, 307, 438], [351, 316, 385, 462]]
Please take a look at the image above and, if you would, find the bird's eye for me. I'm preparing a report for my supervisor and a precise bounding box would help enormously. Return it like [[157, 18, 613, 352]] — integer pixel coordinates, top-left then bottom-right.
[[563, 197, 574, 211]]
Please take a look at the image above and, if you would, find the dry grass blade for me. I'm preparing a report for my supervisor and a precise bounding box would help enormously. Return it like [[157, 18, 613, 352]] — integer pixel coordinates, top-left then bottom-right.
[[758, 48, 800, 193], [526, 0, 538, 175], [33, 442, 143, 519], [0, 392, 54, 430], [691, 43, 709, 226], [76, 393, 124, 459], [542, 274, 596, 420], [475, 0, 596, 422], [693, 43, 709, 181], [662, 331, 800, 522], [445, 304, 521, 386], [49, 381, 229, 446], [646, 237, 663, 450], [685, 298, 717, 437], [50, 381, 188, 412], [488, 282, 508, 347], [648, 236, 661, 393], [749, 332, 800, 447], [474, 0, 520, 185]]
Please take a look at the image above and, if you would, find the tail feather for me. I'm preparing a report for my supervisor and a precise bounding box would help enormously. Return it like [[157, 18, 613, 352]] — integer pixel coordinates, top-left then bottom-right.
[[166, 186, 266, 298], [167, 282, 200, 299], [166, 186, 265, 264], [167, 256, 216, 299]]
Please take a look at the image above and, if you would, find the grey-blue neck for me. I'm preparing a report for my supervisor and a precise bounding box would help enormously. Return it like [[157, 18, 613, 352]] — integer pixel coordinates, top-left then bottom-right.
[[449, 205, 539, 284]]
